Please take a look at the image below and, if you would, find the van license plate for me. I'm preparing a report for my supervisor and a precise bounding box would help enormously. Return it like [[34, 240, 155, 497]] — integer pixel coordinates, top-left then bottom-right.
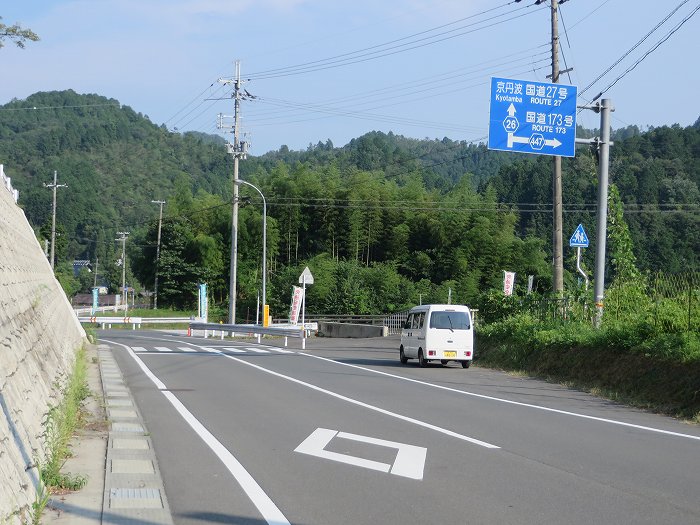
[[444, 351, 456, 358]]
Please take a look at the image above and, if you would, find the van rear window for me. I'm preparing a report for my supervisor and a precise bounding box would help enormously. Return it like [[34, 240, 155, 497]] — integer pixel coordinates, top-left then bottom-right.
[[429, 311, 470, 330]]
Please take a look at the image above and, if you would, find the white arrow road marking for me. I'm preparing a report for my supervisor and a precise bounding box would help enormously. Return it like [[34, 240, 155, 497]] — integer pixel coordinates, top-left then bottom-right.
[[295, 428, 427, 480]]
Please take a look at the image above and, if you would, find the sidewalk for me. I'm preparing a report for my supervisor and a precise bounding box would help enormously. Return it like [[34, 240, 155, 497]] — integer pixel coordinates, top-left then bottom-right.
[[44, 343, 174, 525]]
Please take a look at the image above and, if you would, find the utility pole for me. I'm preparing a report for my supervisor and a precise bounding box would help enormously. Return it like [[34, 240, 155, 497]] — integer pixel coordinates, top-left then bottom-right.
[[116, 232, 129, 316], [93, 256, 98, 287], [593, 99, 613, 326], [43, 170, 66, 270], [550, 0, 564, 295], [151, 200, 166, 310], [218, 60, 250, 324]]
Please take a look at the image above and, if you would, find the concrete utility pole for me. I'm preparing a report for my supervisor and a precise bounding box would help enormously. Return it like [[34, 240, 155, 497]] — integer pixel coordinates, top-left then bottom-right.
[[550, 0, 564, 294], [116, 232, 130, 315], [151, 200, 166, 310], [43, 170, 66, 270], [219, 60, 249, 324], [593, 99, 613, 326]]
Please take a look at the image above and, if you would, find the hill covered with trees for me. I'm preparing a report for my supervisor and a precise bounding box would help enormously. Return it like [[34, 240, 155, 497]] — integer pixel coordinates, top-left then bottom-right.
[[1, 90, 697, 319]]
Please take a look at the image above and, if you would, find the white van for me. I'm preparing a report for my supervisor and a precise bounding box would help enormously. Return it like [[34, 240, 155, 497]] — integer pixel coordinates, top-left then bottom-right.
[[400, 304, 474, 368]]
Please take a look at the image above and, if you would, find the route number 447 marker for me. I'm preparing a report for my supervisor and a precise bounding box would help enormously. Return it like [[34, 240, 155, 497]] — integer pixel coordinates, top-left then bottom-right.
[[488, 77, 578, 158]]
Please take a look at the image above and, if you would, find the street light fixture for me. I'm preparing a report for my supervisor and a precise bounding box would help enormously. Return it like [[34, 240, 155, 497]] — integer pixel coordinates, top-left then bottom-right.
[[234, 179, 266, 324]]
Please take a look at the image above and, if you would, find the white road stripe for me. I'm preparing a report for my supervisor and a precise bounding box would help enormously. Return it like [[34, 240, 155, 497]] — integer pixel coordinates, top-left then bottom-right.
[[154, 346, 172, 352], [177, 347, 197, 352], [222, 347, 246, 354], [132, 346, 147, 353], [299, 352, 700, 443], [103, 339, 290, 525], [247, 348, 271, 354], [199, 346, 497, 449], [271, 348, 295, 354]]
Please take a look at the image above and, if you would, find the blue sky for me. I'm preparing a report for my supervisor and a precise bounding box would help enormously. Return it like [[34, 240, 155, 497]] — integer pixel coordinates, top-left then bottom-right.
[[2, 0, 699, 154]]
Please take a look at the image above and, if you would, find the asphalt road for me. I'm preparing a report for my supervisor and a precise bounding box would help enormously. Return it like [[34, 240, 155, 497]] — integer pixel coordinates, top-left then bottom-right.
[[101, 330, 700, 525]]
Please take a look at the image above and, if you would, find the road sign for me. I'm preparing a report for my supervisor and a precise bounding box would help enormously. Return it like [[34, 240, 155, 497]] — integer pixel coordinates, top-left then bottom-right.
[[569, 224, 589, 248], [488, 77, 578, 157], [299, 266, 314, 285]]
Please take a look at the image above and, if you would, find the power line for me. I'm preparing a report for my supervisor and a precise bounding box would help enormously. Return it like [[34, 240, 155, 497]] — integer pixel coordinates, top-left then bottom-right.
[[247, 4, 546, 80], [579, 0, 691, 98], [589, 3, 700, 102], [245, 1, 524, 79]]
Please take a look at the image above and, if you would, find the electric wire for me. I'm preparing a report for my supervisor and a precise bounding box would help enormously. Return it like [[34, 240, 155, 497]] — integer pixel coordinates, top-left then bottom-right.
[[247, 5, 546, 80], [589, 3, 700, 102], [579, 0, 690, 98], [245, 1, 523, 79]]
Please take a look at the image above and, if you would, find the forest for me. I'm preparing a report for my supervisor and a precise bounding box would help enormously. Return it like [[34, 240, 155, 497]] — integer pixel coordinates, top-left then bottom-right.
[[1, 90, 698, 321]]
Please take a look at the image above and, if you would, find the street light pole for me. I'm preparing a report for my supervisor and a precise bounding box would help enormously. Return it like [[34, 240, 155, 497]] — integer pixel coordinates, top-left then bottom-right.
[[151, 200, 166, 309], [116, 231, 129, 315], [235, 179, 266, 323]]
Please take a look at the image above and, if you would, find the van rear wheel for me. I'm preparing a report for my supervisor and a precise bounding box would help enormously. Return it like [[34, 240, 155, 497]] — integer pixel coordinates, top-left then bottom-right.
[[418, 349, 427, 368], [400, 347, 408, 364], [461, 360, 471, 369]]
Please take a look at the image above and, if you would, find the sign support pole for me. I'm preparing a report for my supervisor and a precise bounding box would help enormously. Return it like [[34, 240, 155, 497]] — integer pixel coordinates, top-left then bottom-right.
[[593, 99, 613, 327]]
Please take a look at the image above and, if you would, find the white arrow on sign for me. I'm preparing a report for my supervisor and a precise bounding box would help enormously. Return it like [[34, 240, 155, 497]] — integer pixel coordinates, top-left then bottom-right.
[[295, 428, 427, 480], [507, 133, 562, 149], [507, 102, 516, 117]]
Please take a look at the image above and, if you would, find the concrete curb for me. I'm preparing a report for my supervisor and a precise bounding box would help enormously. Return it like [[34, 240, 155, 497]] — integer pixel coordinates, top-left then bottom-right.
[[45, 343, 174, 525]]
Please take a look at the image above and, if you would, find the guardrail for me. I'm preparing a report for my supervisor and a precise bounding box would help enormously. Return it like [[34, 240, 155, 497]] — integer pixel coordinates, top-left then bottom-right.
[[77, 316, 143, 330], [189, 322, 313, 349]]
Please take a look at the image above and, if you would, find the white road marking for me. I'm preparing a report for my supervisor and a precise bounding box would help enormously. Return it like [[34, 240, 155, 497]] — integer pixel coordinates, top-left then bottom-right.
[[103, 339, 290, 525], [299, 352, 700, 443], [247, 348, 271, 354], [154, 346, 172, 352], [295, 428, 427, 480], [271, 348, 295, 354], [199, 347, 498, 449], [177, 347, 197, 352], [222, 347, 246, 354], [132, 346, 148, 353]]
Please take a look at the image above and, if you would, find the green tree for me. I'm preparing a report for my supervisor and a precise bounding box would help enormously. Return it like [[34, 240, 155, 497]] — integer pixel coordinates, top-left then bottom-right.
[[0, 17, 39, 48]]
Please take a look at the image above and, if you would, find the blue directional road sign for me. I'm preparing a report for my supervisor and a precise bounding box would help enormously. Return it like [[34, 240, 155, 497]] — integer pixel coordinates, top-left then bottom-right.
[[569, 224, 589, 248], [488, 77, 578, 157]]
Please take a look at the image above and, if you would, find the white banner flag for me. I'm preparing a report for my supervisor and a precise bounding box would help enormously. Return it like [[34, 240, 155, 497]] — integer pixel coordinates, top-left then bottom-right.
[[503, 271, 516, 296], [289, 286, 304, 324]]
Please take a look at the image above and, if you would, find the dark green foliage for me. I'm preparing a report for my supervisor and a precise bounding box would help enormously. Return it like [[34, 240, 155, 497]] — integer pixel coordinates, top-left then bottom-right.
[[1, 91, 698, 318]]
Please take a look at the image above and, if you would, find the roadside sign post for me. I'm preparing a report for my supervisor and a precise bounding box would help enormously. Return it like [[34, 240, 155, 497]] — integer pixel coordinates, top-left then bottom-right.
[[569, 224, 589, 290], [299, 266, 314, 343]]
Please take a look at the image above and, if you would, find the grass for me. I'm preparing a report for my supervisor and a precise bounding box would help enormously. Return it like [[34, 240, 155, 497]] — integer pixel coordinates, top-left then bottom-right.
[[476, 315, 700, 422], [34, 344, 91, 523]]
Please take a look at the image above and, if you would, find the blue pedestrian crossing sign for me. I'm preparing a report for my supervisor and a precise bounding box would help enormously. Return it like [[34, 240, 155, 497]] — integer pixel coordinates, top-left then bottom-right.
[[569, 224, 589, 248]]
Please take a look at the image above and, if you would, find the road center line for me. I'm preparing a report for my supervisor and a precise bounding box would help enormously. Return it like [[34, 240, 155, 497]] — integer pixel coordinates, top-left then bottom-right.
[[102, 339, 290, 525], [298, 352, 700, 443], [198, 346, 498, 449]]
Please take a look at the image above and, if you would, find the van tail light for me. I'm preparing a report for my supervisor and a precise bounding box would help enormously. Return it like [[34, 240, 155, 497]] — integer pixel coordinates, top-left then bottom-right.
[[428, 350, 436, 356], [465, 351, 472, 357]]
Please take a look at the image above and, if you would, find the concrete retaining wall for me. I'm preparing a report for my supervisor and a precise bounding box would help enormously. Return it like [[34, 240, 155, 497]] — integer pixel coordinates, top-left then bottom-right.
[[0, 166, 86, 522], [317, 322, 388, 338]]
